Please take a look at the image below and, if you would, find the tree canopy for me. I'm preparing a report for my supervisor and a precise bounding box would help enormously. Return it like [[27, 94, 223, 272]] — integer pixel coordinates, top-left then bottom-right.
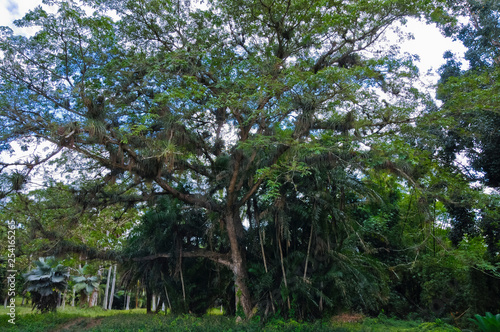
[[1, 0, 498, 321]]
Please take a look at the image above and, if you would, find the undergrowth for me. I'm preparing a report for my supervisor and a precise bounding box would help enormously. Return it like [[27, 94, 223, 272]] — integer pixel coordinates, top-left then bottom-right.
[[0, 306, 461, 331]]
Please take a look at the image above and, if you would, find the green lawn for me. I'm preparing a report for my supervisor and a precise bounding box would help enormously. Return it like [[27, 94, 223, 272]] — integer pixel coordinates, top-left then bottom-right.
[[0, 305, 462, 331]]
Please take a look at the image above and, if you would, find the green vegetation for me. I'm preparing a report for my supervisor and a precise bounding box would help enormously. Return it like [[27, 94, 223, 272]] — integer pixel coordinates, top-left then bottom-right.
[[0, 306, 460, 332], [471, 312, 500, 332], [0, 0, 499, 330], [23, 257, 70, 313]]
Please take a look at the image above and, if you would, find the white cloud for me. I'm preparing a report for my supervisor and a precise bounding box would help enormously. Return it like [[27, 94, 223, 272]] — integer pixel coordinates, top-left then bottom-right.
[[399, 18, 468, 83], [5, 0, 19, 16], [0, 0, 42, 25], [0, 0, 55, 35]]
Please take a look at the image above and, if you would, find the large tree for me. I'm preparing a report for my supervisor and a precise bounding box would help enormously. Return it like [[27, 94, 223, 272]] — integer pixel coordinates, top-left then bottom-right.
[[434, 0, 500, 249], [437, 0, 500, 187], [0, 0, 447, 317]]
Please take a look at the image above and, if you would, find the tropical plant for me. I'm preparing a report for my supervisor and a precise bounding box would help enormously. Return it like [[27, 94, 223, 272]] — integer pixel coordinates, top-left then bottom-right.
[[72, 265, 101, 307], [23, 257, 70, 313], [471, 312, 500, 332]]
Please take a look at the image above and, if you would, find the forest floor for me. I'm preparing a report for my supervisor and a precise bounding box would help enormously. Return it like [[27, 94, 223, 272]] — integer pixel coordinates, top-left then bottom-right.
[[0, 305, 464, 331]]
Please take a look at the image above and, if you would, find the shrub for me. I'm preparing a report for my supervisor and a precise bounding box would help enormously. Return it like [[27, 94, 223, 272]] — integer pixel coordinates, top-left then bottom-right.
[[23, 257, 69, 313]]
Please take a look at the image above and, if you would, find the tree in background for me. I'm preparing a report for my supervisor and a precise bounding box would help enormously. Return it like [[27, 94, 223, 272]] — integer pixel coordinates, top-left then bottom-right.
[[435, 0, 500, 252], [392, 0, 500, 320]]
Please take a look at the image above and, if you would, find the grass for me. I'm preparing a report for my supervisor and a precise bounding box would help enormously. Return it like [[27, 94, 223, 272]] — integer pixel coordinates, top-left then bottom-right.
[[206, 306, 225, 316], [332, 317, 461, 331], [0, 304, 461, 332]]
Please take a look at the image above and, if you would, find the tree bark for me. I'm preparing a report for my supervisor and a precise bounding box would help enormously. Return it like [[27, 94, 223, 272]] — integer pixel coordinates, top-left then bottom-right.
[[155, 296, 161, 314], [103, 265, 112, 309], [303, 223, 314, 281], [146, 289, 152, 314], [91, 267, 102, 308], [225, 211, 253, 319], [179, 253, 186, 304], [125, 292, 130, 310], [135, 282, 139, 309], [108, 264, 117, 310], [62, 290, 66, 309], [164, 286, 172, 311], [133, 250, 230, 267], [89, 289, 98, 307]]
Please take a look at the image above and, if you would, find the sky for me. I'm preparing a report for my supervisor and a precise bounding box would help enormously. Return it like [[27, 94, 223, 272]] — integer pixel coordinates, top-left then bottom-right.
[[0, 0, 467, 66], [0, 0, 467, 80]]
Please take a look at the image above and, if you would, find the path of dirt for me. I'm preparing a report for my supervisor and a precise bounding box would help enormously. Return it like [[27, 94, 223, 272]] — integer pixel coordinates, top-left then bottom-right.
[[52, 317, 103, 332], [84, 317, 104, 330], [52, 317, 85, 332]]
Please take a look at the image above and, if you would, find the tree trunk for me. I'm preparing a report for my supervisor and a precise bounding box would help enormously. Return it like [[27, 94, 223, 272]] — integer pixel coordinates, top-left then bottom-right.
[[152, 294, 156, 312], [90, 267, 102, 308], [146, 289, 152, 314], [164, 286, 172, 311], [90, 288, 98, 307], [108, 264, 117, 310], [319, 281, 324, 312], [103, 265, 112, 309], [155, 296, 161, 314], [303, 223, 314, 281], [125, 292, 130, 310], [278, 232, 291, 310], [72, 288, 75, 307], [179, 259, 186, 304], [135, 282, 140, 309], [225, 211, 253, 319], [62, 290, 66, 309]]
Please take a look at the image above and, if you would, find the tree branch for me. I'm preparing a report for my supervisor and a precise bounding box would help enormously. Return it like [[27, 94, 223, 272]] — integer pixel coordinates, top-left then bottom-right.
[[133, 249, 232, 267]]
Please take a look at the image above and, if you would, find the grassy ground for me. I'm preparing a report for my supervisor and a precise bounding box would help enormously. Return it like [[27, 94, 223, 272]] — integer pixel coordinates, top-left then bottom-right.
[[0, 305, 462, 331]]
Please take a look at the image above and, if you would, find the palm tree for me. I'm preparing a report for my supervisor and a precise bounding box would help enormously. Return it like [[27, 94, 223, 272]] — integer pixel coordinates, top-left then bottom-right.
[[24, 257, 69, 313], [72, 266, 101, 307]]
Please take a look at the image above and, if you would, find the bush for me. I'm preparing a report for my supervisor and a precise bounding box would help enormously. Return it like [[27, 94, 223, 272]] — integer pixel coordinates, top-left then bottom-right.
[[23, 257, 69, 313]]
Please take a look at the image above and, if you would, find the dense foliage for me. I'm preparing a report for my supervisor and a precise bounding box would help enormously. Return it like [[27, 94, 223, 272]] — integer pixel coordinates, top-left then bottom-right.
[[435, 0, 500, 253], [472, 312, 500, 332], [23, 257, 70, 313], [0, 308, 461, 332], [0, 0, 498, 327]]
